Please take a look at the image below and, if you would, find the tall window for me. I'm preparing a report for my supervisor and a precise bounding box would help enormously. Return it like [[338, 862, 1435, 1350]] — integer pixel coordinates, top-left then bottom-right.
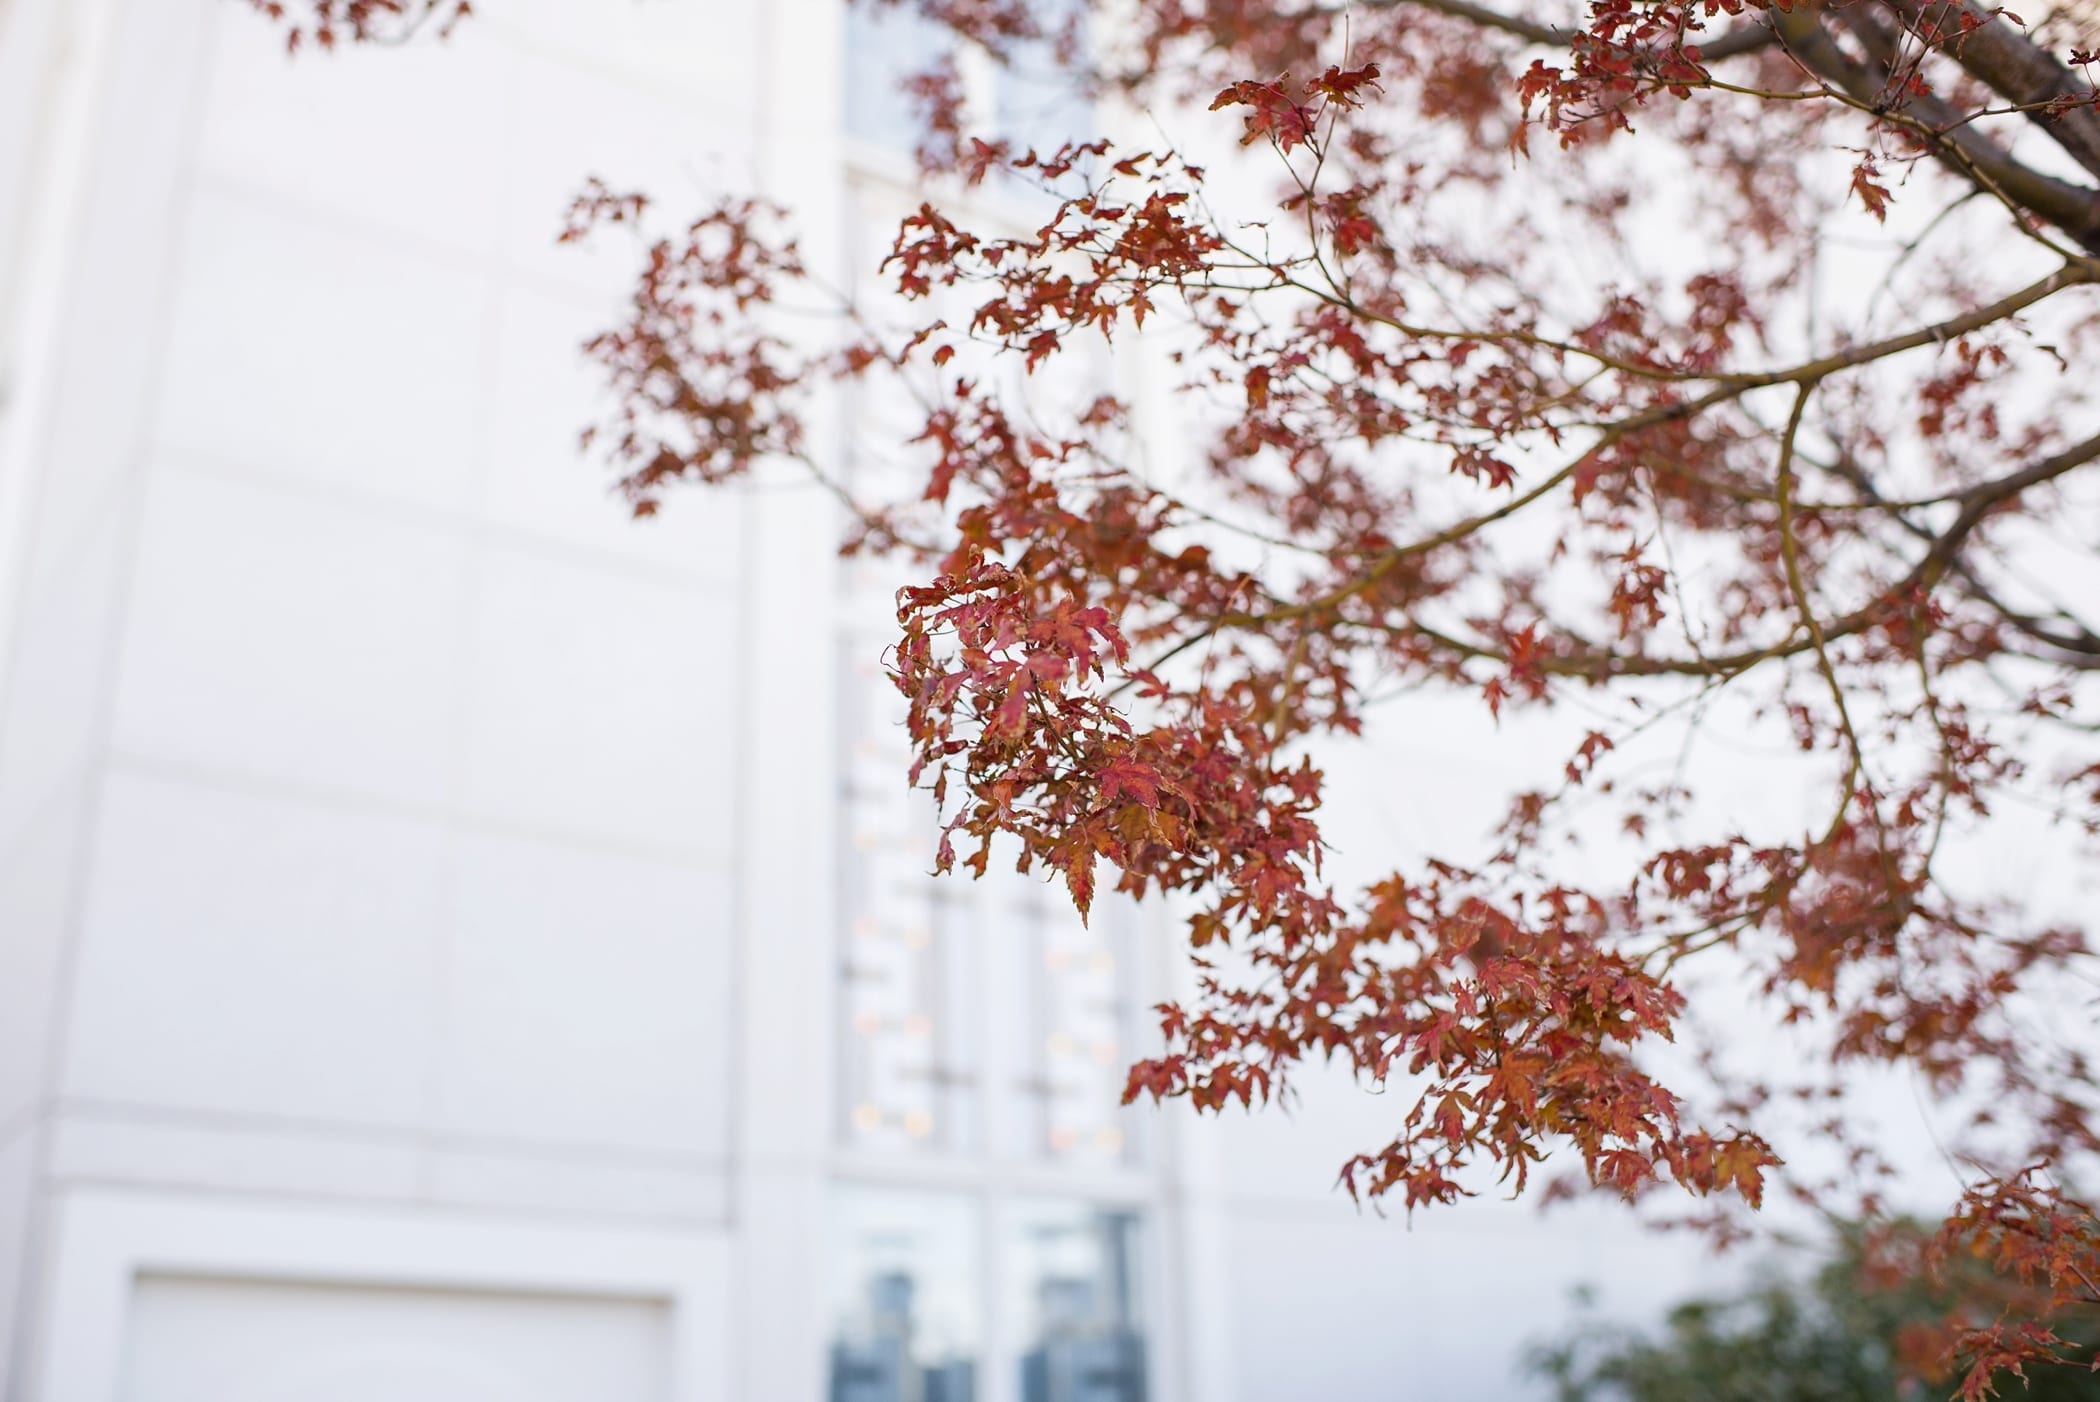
[[1007, 1202, 1147, 1402], [829, 389, 1156, 1402], [834, 575, 1146, 1168], [831, 12, 1154, 1399], [829, 338, 1140, 1170], [837, 626, 982, 1156], [830, 1189, 981, 1402], [995, 889, 1143, 1167], [829, 1188, 1152, 1402]]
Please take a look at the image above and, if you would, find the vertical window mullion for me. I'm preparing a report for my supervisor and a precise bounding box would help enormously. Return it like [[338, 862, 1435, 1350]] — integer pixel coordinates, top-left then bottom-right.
[[980, 1187, 1018, 1402]]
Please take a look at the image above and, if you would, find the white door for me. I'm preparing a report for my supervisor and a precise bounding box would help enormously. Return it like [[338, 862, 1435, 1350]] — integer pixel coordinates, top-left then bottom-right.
[[118, 1274, 672, 1402]]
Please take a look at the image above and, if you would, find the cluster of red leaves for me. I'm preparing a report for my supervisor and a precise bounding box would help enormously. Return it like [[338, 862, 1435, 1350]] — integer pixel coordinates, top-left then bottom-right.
[[261, 0, 2100, 1387], [240, 0, 469, 51], [1210, 63, 1384, 152], [1928, 1175, 2100, 1396], [1842, 1181, 2100, 1396], [559, 181, 811, 515], [1516, 0, 1742, 136]]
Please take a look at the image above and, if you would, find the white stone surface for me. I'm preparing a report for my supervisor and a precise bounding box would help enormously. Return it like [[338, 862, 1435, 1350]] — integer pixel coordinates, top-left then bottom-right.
[[195, 12, 514, 259], [110, 464, 473, 807], [437, 828, 733, 1157], [60, 767, 449, 1126], [479, 283, 743, 581], [0, 784, 83, 1127], [423, 1148, 728, 1226], [0, 513, 125, 849], [0, 1131, 37, 1387], [457, 541, 735, 860], [46, 1112, 425, 1203], [155, 185, 491, 515], [493, 46, 755, 294], [12, 0, 209, 592]]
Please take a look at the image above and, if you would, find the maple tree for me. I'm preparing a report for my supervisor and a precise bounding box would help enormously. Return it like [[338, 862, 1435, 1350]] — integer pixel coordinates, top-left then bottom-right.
[[250, 0, 2100, 1391]]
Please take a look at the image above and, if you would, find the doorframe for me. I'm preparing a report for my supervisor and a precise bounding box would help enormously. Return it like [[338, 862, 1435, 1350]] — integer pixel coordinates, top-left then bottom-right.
[[27, 1186, 731, 1402]]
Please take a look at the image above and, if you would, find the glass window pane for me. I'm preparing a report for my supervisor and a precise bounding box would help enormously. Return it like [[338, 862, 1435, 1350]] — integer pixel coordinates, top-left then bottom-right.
[[831, 1188, 981, 1402], [991, 1, 1092, 156], [844, 0, 1092, 161], [844, 2, 950, 155], [993, 885, 1145, 1167], [1006, 1202, 1147, 1402], [837, 614, 981, 1156]]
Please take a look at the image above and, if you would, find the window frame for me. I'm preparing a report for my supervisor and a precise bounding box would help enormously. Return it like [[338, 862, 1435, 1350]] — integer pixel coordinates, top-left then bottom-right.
[[826, 113, 1187, 1399]]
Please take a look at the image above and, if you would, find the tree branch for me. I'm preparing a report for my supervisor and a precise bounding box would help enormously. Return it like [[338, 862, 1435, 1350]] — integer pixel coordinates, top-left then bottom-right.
[[1773, 4, 2100, 252], [1885, 0, 2100, 182], [1356, 0, 1778, 60], [1343, 427, 2100, 680]]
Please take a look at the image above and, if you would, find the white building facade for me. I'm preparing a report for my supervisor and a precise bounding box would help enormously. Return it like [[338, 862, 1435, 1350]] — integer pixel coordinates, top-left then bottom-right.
[[0, 3, 1714, 1399]]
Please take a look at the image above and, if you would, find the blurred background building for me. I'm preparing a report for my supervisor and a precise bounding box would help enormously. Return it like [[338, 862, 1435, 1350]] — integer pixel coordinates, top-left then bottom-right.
[[0, 2, 1716, 1398]]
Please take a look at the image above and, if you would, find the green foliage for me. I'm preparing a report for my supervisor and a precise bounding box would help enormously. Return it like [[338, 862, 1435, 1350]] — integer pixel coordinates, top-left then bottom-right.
[[1530, 1230, 2100, 1402]]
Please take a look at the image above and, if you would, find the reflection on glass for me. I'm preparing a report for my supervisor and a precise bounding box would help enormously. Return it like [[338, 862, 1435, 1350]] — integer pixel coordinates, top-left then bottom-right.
[[843, 1, 949, 155], [1007, 1202, 1146, 1402], [831, 1189, 979, 1402], [837, 621, 980, 1157], [997, 888, 1142, 1167], [991, 0, 1093, 157], [844, 0, 1092, 160]]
